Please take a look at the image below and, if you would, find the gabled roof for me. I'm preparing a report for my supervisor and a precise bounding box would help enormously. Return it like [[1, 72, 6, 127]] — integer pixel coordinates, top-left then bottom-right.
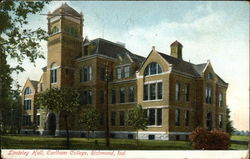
[[170, 40, 183, 47], [216, 74, 228, 86], [158, 52, 200, 77], [85, 38, 145, 66], [30, 80, 38, 90], [192, 63, 207, 75]]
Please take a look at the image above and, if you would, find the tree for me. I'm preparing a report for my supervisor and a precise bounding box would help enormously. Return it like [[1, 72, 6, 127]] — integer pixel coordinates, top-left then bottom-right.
[[127, 105, 148, 145], [35, 87, 80, 149], [226, 107, 236, 135], [79, 107, 99, 140]]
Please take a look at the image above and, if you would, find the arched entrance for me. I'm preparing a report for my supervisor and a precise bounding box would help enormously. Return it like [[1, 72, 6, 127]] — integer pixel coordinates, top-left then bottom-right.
[[48, 113, 56, 135]]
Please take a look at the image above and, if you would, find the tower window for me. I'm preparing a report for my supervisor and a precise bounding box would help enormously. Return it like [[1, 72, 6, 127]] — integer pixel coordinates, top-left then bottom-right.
[[50, 63, 57, 84], [51, 26, 59, 34]]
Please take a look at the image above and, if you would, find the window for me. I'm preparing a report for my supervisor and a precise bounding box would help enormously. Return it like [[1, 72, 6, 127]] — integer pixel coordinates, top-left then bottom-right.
[[22, 115, 31, 126], [80, 68, 83, 82], [40, 83, 44, 92], [36, 115, 40, 126], [144, 62, 163, 76], [100, 67, 105, 81], [88, 90, 92, 104], [185, 110, 190, 126], [185, 84, 190, 101], [117, 67, 122, 79], [206, 86, 213, 104], [149, 109, 155, 125], [120, 88, 125, 103], [83, 91, 87, 104], [175, 109, 180, 126], [157, 109, 162, 126], [79, 92, 84, 105], [110, 70, 114, 81], [219, 114, 223, 128], [150, 83, 156, 100], [119, 111, 125, 126], [87, 66, 92, 81], [207, 72, 213, 80], [83, 68, 87, 81], [84, 46, 88, 56], [206, 112, 212, 130], [100, 90, 104, 104], [80, 66, 92, 82], [51, 68, 57, 83], [24, 99, 32, 110], [143, 85, 148, 100], [24, 87, 32, 95], [111, 89, 116, 104], [51, 26, 59, 34], [129, 86, 135, 102], [148, 135, 155, 140], [99, 112, 104, 125], [124, 66, 130, 78], [219, 93, 223, 107], [111, 112, 116, 126], [157, 82, 163, 99], [175, 82, 180, 100]]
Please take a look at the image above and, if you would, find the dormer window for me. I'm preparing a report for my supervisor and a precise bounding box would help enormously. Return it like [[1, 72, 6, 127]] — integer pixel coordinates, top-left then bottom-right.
[[144, 62, 163, 76], [207, 72, 213, 80], [24, 87, 32, 95]]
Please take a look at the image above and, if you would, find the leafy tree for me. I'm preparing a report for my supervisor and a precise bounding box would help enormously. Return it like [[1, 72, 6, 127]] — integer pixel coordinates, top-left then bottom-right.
[[79, 107, 99, 140], [226, 107, 236, 135], [35, 88, 80, 149], [0, 0, 49, 128], [127, 105, 148, 145]]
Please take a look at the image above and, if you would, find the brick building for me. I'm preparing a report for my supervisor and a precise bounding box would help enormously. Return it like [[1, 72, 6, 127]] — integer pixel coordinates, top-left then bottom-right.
[[21, 3, 228, 140]]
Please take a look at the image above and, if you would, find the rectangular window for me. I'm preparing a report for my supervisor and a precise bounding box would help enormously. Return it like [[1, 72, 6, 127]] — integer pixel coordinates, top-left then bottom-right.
[[129, 86, 135, 102], [219, 114, 223, 128], [99, 112, 104, 125], [24, 99, 32, 110], [117, 67, 122, 79], [36, 115, 40, 126], [175, 109, 180, 126], [157, 82, 163, 99], [143, 84, 148, 100], [40, 83, 44, 92], [100, 90, 104, 104], [83, 91, 87, 104], [22, 115, 31, 126], [175, 83, 180, 100], [149, 109, 155, 125], [185, 84, 190, 101], [185, 110, 190, 126], [120, 88, 125, 103], [111, 112, 116, 126], [124, 66, 130, 78], [80, 68, 83, 82], [150, 83, 156, 100], [111, 89, 116, 104], [219, 93, 223, 107], [51, 69, 57, 83], [100, 67, 105, 81], [157, 109, 162, 126], [79, 92, 84, 105], [87, 66, 92, 81], [84, 46, 88, 56], [119, 111, 125, 126], [206, 86, 213, 104], [88, 90, 92, 104]]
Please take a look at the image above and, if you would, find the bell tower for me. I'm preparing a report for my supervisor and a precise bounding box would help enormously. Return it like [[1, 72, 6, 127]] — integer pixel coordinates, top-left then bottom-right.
[[46, 3, 83, 88], [170, 40, 183, 60]]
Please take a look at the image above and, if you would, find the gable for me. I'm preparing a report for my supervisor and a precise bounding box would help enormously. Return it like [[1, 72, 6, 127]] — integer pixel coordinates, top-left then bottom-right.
[[22, 79, 38, 95]]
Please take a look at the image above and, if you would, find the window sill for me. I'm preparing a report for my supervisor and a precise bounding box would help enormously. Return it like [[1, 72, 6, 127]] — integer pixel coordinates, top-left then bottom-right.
[[143, 99, 163, 102], [147, 125, 162, 128], [118, 102, 137, 105]]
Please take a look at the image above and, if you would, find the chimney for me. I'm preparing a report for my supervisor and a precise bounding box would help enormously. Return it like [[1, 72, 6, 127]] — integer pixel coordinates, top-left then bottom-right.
[[170, 40, 183, 60]]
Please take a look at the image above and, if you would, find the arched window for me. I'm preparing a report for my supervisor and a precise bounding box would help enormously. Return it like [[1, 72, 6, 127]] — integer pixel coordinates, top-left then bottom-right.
[[51, 63, 57, 83], [24, 87, 32, 95], [51, 26, 59, 34], [144, 62, 163, 76]]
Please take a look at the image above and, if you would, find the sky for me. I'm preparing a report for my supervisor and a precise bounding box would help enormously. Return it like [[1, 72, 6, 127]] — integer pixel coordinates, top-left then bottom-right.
[[10, 1, 249, 131]]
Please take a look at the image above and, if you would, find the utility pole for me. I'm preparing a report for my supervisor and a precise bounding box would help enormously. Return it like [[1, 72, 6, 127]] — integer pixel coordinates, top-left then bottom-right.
[[105, 62, 110, 147]]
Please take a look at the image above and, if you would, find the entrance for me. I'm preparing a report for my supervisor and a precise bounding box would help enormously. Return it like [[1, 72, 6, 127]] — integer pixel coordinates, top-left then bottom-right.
[[48, 113, 56, 135]]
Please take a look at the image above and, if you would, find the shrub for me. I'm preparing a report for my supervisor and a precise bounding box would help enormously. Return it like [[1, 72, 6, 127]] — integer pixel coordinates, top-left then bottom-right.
[[189, 127, 230, 150]]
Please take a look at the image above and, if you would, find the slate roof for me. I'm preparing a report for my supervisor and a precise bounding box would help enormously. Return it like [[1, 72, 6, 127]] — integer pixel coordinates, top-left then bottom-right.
[[52, 3, 81, 17], [170, 40, 183, 47], [87, 38, 145, 65], [192, 63, 207, 75]]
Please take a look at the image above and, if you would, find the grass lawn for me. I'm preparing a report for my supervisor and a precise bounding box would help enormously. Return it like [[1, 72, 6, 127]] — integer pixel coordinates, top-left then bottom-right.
[[1, 136, 248, 150], [231, 135, 249, 141]]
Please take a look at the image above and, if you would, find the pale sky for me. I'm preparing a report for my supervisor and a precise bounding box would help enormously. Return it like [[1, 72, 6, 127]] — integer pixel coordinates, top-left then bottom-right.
[[10, 1, 249, 131]]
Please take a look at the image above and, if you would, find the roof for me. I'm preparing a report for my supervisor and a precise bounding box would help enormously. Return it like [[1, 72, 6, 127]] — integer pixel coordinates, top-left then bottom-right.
[[52, 3, 81, 17], [216, 74, 228, 86], [87, 38, 145, 66], [192, 63, 207, 75], [158, 52, 199, 77], [170, 40, 183, 47]]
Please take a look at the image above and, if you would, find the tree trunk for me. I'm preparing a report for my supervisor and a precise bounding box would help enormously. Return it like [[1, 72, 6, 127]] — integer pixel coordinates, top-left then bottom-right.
[[64, 114, 69, 149], [136, 130, 139, 146]]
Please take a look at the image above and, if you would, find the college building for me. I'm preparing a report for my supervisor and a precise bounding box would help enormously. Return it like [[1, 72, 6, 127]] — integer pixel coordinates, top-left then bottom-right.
[[21, 3, 228, 140]]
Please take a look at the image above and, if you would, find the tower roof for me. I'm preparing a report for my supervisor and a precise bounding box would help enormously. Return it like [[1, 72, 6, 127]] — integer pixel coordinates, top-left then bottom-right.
[[170, 40, 183, 47], [52, 3, 81, 17]]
